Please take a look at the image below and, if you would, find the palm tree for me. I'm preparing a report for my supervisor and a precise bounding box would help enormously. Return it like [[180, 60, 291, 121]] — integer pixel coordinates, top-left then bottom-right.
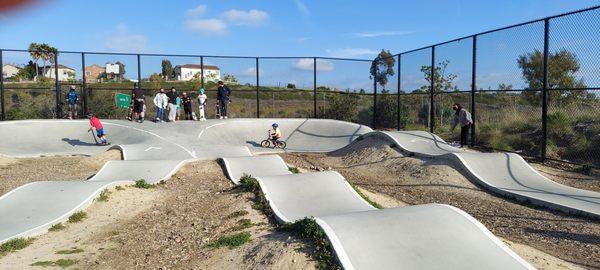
[[28, 43, 40, 81], [47, 46, 59, 79], [39, 43, 51, 79]]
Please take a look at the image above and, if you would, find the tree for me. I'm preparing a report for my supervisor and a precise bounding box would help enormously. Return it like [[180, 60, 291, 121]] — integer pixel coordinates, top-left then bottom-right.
[[370, 49, 395, 90], [517, 49, 586, 105], [324, 92, 360, 122], [38, 43, 50, 78], [28, 43, 40, 81], [287, 83, 296, 89], [419, 60, 458, 130], [223, 74, 238, 84], [149, 73, 164, 82], [116, 61, 126, 81], [16, 61, 37, 81], [161, 59, 174, 80]]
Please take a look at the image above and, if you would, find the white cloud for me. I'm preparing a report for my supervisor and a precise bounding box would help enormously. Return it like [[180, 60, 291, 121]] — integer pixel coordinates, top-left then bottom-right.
[[221, 9, 269, 26], [352, 31, 411, 38], [292, 37, 311, 42], [293, 58, 334, 72], [241, 67, 257, 76], [104, 24, 148, 52], [293, 0, 310, 17], [326, 48, 379, 58], [186, 5, 207, 17], [185, 19, 228, 36]]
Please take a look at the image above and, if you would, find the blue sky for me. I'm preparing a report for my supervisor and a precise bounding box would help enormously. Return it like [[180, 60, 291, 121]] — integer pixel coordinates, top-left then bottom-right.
[[1, 0, 598, 91]]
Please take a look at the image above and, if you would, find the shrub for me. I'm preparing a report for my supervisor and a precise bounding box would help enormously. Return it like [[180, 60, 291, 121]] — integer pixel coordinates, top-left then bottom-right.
[[68, 211, 87, 223], [134, 179, 155, 189], [207, 232, 251, 249], [239, 174, 260, 193]]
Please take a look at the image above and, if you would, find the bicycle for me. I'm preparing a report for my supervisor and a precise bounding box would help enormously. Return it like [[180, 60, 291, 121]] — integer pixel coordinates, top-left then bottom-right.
[[260, 130, 287, 149]]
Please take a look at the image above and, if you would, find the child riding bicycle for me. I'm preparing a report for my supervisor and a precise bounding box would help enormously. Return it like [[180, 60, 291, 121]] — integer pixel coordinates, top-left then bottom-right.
[[270, 123, 282, 146]]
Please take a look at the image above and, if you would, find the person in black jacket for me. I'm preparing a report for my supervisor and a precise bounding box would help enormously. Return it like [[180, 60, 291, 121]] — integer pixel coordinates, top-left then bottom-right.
[[182, 92, 193, 120], [165, 87, 178, 122], [216, 81, 231, 119]]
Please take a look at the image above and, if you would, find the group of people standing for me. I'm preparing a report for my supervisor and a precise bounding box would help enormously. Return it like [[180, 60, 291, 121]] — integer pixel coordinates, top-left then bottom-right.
[[128, 81, 232, 123]]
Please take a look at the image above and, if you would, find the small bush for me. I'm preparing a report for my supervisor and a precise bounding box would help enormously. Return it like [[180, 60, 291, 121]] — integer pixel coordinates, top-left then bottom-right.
[[281, 218, 340, 269], [225, 210, 249, 219], [0, 238, 34, 254], [97, 189, 110, 202], [68, 211, 87, 223], [349, 183, 383, 209], [239, 174, 260, 193], [207, 232, 251, 249], [115, 185, 125, 191], [48, 223, 65, 232], [288, 166, 300, 174], [31, 259, 77, 267], [56, 248, 83, 254], [230, 219, 254, 231], [576, 164, 593, 176], [134, 179, 155, 189]]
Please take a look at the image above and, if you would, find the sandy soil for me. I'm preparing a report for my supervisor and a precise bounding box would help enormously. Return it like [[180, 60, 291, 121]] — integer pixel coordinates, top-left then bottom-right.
[[0, 150, 121, 196], [0, 160, 316, 269], [281, 136, 600, 269], [531, 163, 600, 193]]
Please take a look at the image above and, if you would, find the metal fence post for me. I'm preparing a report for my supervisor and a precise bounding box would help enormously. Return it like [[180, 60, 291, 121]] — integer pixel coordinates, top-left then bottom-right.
[[54, 53, 61, 118], [471, 36, 477, 146], [373, 59, 378, 127], [313, 57, 317, 118], [0, 49, 4, 121], [430, 46, 435, 133], [200, 56, 205, 89], [256, 57, 260, 118], [541, 19, 550, 161], [397, 54, 401, 130], [81, 53, 88, 116], [136, 54, 141, 88]]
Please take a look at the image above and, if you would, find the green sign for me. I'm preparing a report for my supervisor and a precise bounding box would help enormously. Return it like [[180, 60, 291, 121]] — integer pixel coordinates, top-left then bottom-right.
[[115, 93, 131, 109]]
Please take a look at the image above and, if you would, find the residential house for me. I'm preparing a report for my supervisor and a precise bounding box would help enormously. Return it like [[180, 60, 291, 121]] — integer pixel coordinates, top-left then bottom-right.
[[2, 64, 21, 79], [43, 65, 76, 81], [174, 64, 220, 82], [84, 64, 106, 83]]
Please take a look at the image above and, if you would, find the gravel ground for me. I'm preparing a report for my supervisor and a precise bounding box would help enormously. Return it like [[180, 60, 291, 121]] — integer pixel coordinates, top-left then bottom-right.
[[281, 137, 600, 269], [0, 150, 121, 196]]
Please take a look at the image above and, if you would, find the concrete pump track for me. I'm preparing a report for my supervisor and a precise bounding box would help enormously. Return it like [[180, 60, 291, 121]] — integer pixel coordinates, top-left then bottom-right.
[[0, 118, 598, 269]]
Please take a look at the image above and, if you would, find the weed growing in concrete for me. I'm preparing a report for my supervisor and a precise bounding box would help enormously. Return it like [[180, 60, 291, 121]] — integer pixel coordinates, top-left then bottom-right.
[[0, 238, 34, 256], [207, 232, 251, 249], [68, 211, 87, 223], [56, 248, 83, 254], [239, 174, 260, 192], [225, 210, 249, 219], [288, 166, 300, 174], [48, 223, 65, 232], [97, 189, 110, 202], [281, 218, 340, 269], [134, 179, 156, 189], [349, 183, 383, 209]]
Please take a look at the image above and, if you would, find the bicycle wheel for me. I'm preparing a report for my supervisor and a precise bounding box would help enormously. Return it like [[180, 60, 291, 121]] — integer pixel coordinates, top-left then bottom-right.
[[277, 141, 287, 149], [260, 140, 270, 148]]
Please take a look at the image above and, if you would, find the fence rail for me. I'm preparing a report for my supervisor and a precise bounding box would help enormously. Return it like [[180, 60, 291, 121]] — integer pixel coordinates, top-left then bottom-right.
[[1, 5, 599, 168]]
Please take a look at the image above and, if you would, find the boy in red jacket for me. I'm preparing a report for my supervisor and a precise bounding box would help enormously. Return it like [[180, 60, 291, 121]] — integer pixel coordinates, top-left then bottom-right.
[[88, 113, 108, 145]]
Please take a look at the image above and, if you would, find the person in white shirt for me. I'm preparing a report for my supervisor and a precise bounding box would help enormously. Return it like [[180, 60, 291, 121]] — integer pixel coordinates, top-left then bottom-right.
[[197, 87, 208, 121], [153, 88, 169, 122]]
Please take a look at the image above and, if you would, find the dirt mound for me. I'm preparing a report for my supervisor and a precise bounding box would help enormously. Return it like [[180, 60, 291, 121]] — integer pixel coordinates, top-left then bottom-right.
[[78, 149, 122, 170]]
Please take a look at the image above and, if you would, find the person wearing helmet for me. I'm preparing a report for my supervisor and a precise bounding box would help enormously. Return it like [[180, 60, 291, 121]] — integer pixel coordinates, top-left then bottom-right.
[[271, 123, 282, 146], [65, 85, 79, 119], [197, 87, 207, 121]]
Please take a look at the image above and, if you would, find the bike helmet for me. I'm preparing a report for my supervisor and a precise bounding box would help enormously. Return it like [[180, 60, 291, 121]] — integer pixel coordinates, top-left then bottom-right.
[[272, 123, 278, 128]]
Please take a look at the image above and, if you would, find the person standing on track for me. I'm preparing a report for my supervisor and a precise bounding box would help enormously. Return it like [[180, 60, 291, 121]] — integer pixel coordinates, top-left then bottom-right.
[[182, 92, 193, 120], [450, 103, 473, 148], [197, 87, 207, 121], [166, 87, 178, 122], [216, 81, 231, 119], [88, 113, 108, 145], [65, 86, 79, 119], [132, 83, 145, 123], [153, 88, 168, 122]]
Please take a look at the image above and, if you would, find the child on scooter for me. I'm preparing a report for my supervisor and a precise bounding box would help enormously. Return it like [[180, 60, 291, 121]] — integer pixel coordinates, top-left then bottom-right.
[[88, 113, 108, 145]]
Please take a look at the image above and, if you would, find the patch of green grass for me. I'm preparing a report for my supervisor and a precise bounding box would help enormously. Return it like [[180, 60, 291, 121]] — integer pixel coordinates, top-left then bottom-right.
[[48, 223, 65, 232], [288, 166, 300, 174], [348, 183, 383, 209], [134, 179, 156, 189], [56, 248, 83, 254], [230, 219, 254, 231], [31, 259, 77, 268], [96, 189, 110, 202], [115, 185, 125, 191], [207, 232, 251, 249], [225, 210, 249, 219], [0, 238, 34, 255], [67, 211, 87, 223], [239, 174, 260, 193], [281, 218, 340, 269]]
